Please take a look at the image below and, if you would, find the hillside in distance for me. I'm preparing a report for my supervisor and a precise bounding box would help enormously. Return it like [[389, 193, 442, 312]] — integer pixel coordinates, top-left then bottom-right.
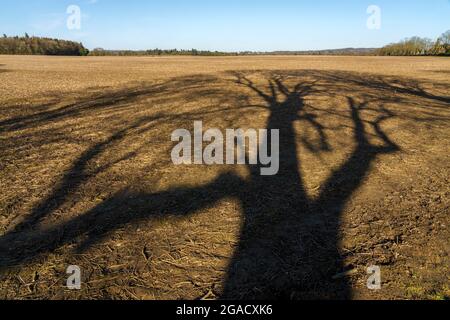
[[268, 47, 378, 56]]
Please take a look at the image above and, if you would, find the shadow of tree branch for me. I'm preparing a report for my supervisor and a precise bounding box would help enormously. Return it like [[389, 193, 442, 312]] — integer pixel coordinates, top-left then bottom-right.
[[1, 69, 448, 299]]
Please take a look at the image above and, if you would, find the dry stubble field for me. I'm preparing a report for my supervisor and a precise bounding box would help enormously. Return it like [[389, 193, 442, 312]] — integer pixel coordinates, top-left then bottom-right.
[[0, 55, 449, 300]]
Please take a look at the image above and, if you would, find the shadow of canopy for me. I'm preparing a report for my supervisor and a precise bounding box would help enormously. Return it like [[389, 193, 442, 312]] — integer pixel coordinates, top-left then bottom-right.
[[0, 69, 449, 299]]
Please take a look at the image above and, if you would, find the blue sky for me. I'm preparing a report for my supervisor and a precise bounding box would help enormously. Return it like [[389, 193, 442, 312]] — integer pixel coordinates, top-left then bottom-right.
[[0, 0, 449, 51]]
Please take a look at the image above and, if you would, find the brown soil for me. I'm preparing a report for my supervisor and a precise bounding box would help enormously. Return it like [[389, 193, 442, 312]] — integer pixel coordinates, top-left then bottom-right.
[[0, 55, 449, 300]]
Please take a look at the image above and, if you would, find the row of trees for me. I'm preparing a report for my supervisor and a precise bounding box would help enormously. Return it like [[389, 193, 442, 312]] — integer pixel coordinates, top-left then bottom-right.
[[0, 34, 89, 56], [89, 48, 235, 56], [89, 48, 377, 56], [377, 30, 450, 56]]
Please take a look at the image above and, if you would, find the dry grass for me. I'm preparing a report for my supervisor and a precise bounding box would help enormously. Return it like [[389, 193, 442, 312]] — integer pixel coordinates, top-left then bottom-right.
[[0, 55, 449, 300]]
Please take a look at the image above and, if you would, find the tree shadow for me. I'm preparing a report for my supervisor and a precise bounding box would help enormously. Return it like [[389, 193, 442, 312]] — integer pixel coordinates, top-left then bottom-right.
[[313, 70, 450, 104], [0, 75, 224, 133], [1, 69, 448, 299]]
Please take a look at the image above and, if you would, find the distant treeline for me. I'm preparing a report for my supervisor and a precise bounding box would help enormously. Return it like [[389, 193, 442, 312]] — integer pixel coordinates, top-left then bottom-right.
[[0, 34, 89, 56], [377, 30, 450, 56], [89, 48, 235, 56], [89, 47, 377, 56], [268, 48, 377, 56]]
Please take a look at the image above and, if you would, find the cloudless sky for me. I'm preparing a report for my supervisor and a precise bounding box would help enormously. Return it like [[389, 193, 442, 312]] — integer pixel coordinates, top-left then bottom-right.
[[0, 0, 449, 51]]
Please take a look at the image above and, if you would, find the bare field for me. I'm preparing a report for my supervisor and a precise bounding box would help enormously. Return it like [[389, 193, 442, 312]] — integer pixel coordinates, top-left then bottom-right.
[[0, 55, 449, 300]]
